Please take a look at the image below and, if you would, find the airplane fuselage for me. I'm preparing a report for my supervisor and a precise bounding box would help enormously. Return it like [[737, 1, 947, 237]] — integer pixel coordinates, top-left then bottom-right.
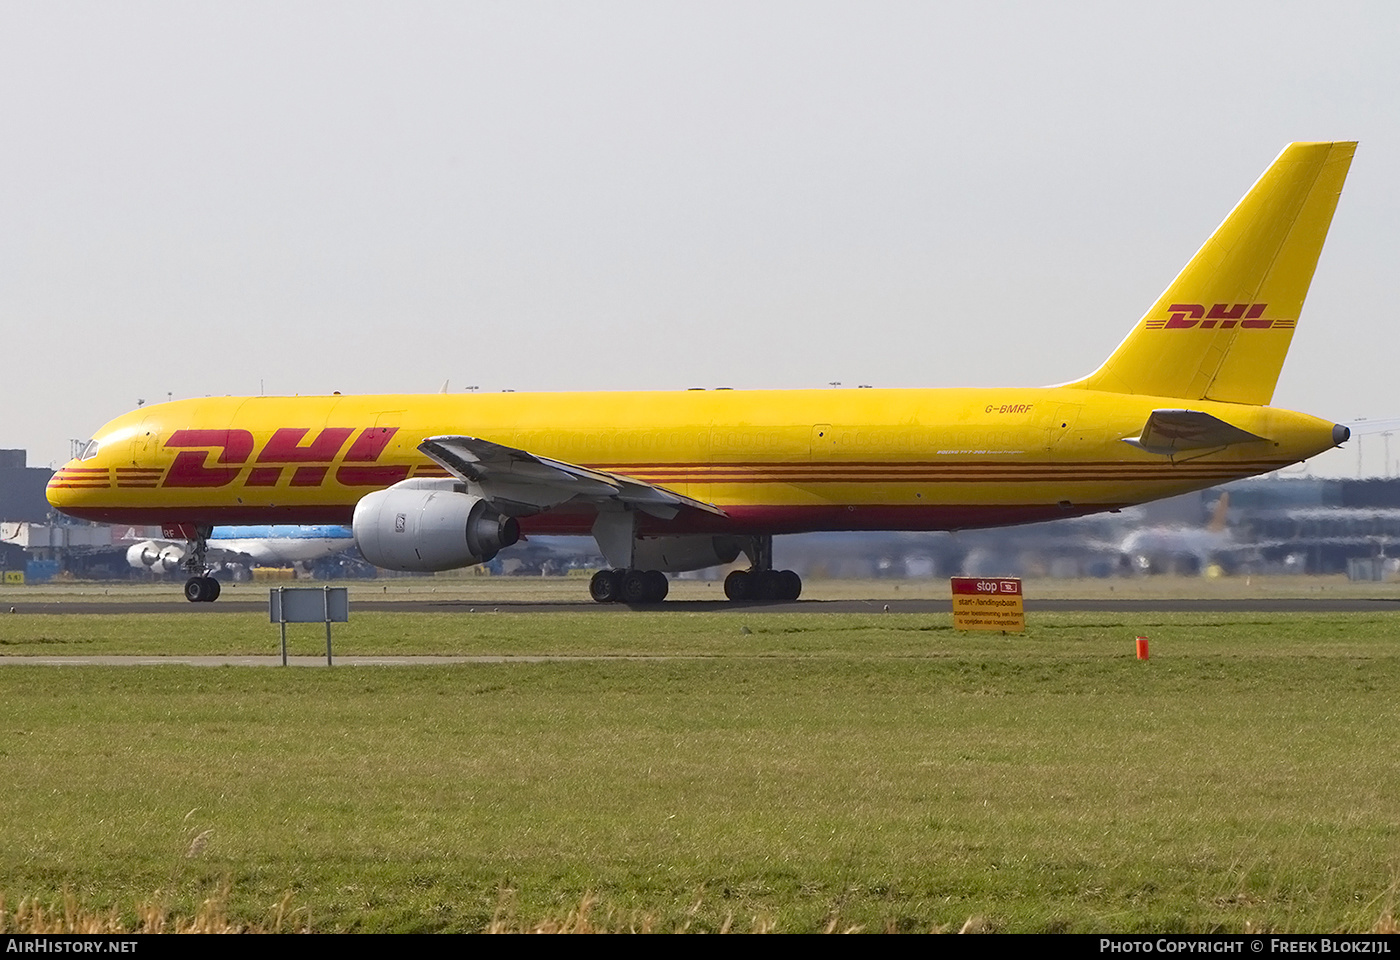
[[47, 387, 1340, 535]]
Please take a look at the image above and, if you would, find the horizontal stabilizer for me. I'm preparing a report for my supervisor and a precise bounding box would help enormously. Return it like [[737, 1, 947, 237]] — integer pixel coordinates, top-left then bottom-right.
[[1123, 409, 1267, 456]]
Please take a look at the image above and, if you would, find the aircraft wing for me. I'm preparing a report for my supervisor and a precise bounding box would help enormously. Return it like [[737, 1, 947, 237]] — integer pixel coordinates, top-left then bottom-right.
[[418, 435, 727, 521], [1123, 409, 1267, 455]]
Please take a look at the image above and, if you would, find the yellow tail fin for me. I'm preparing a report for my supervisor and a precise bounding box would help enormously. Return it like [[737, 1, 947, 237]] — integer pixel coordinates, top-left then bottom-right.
[[1208, 492, 1230, 534], [1075, 141, 1355, 404]]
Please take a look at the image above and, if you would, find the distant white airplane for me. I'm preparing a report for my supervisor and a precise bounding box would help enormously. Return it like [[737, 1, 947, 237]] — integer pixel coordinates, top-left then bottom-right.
[[1118, 494, 1257, 574], [126, 525, 355, 581]]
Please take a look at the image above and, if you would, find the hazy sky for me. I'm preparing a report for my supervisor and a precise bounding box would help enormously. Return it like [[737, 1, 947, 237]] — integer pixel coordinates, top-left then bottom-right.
[[3, 2, 1397, 477]]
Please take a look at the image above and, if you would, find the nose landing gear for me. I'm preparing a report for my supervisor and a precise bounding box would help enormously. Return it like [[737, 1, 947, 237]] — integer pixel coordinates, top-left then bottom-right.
[[183, 575, 221, 603], [179, 525, 221, 603]]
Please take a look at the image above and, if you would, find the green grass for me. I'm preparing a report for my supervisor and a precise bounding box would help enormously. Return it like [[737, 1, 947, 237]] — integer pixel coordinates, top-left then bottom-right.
[[1, 608, 1398, 659], [1, 611, 1399, 932], [6, 571, 1400, 606]]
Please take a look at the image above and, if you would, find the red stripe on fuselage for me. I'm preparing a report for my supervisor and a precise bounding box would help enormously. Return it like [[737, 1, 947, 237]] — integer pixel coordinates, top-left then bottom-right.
[[54, 500, 1132, 534]]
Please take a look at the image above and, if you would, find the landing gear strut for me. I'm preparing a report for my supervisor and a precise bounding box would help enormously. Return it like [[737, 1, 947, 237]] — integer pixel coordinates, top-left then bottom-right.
[[180, 525, 221, 603]]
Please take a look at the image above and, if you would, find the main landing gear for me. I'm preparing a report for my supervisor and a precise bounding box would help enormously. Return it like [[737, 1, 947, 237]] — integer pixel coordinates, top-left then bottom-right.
[[724, 532, 802, 602], [590, 568, 670, 604], [723, 568, 802, 602], [586, 534, 804, 604]]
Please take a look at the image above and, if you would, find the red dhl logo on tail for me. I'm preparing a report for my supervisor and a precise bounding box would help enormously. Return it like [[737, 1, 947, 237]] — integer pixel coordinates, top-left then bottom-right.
[[1145, 303, 1296, 331], [163, 427, 414, 489]]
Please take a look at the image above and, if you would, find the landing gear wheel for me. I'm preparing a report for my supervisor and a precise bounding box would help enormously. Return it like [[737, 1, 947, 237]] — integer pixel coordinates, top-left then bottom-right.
[[183, 576, 219, 603], [590, 569, 622, 603], [644, 570, 669, 603], [620, 569, 652, 604], [780, 569, 802, 601], [724, 569, 752, 602], [754, 569, 785, 602]]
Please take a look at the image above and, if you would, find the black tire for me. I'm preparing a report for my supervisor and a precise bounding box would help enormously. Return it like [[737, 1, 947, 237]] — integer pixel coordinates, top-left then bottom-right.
[[184, 577, 209, 603], [780, 570, 802, 601], [620, 569, 651, 604], [589, 569, 621, 603], [754, 569, 785, 602], [723, 569, 752, 602], [645, 570, 669, 603], [206, 577, 221, 601]]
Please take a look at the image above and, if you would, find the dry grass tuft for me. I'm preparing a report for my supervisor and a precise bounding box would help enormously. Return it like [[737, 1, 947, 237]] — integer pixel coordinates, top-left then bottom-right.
[[484, 892, 797, 934], [481, 895, 1002, 934], [485, 892, 648, 934], [0, 889, 307, 934], [184, 828, 214, 859]]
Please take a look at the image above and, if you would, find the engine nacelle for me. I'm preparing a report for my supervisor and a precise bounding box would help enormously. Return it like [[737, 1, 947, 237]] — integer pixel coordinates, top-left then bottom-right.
[[631, 535, 744, 573], [352, 479, 520, 572], [127, 541, 186, 572], [156, 544, 186, 573], [126, 541, 160, 569]]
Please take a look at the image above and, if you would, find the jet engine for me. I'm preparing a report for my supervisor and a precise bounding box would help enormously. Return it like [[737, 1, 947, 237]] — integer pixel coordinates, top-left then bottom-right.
[[126, 541, 159, 570], [127, 541, 185, 573], [352, 478, 519, 572]]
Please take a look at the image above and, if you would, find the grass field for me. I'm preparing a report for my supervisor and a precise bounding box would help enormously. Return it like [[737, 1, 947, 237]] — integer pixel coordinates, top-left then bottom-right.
[[1, 596, 1398, 932], [5, 572, 1400, 605]]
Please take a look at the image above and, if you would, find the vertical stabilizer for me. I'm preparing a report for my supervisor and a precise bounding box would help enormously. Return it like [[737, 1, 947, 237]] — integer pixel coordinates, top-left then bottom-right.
[[1207, 492, 1230, 534], [1074, 142, 1355, 404]]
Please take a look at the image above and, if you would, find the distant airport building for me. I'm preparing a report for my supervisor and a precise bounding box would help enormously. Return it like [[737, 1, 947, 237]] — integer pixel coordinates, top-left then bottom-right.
[[0, 450, 58, 578], [0, 449, 52, 523]]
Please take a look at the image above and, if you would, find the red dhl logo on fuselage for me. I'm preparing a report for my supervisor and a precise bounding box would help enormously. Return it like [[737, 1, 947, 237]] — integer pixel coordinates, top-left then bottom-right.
[[163, 427, 415, 488], [1144, 303, 1295, 331]]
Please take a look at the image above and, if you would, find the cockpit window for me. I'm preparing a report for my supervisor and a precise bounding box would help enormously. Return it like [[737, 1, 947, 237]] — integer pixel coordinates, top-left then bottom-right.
[[77, 440, 100, 461]]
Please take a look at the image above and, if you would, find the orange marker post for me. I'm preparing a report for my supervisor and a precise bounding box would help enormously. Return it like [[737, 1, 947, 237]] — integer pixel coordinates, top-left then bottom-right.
[[1135, 636, 1149, 660]]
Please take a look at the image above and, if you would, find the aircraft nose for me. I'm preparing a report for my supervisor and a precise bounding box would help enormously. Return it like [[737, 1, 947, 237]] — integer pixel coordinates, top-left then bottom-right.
[[46, 465, 78, 511], [1333, 423, 1351, 446], [46, 467, 71, 512], [46, 461, 108, 517]]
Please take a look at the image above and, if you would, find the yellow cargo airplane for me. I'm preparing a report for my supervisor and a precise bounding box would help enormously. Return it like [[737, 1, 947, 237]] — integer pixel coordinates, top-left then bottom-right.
[[48, 141, 1356, 603]]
